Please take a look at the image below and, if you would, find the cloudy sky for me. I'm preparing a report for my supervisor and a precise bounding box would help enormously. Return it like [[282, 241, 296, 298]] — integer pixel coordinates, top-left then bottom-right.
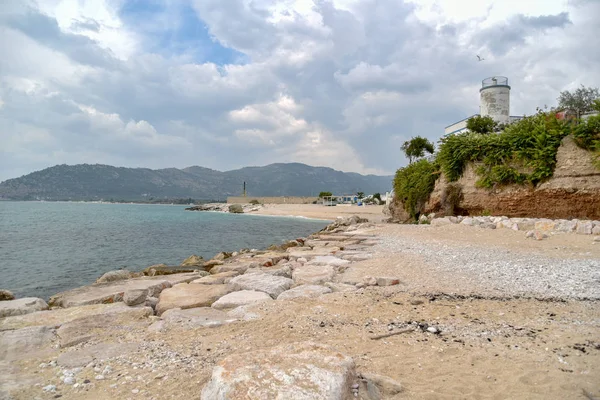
[[1, 0, 598, 182]]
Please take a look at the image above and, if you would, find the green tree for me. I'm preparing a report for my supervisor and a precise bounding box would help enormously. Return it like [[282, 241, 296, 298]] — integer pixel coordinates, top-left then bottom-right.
[[466, 115, 498, 134], [401, 136, 435, 164], [558, 85, 600, 118], [356, 192, 365, 199], [318, 191, 332, 198]]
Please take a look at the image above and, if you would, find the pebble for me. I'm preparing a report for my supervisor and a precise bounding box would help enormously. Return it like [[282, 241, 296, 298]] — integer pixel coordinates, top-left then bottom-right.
[[95, 375, 105, 380], [427, 326, 439, 334], [132, 389, 140, 394], [42, 385, 56, 392], [63, 376, 75, 385]]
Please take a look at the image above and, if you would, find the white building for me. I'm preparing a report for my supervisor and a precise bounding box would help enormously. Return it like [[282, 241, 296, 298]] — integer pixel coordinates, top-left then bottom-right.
[[444, 76, 523, 136]]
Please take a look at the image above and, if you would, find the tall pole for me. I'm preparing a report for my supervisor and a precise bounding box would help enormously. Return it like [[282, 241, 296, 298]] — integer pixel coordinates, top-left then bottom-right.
[[243, 181, 246, 197]]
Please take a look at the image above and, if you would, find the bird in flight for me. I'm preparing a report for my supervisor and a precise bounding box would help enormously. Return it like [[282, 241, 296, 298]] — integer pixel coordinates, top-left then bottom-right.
[[476, 55, 485, 61]]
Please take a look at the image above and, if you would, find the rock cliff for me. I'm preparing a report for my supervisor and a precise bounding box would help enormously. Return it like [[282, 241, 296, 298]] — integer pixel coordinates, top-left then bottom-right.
[[400, 136, 600, 220]]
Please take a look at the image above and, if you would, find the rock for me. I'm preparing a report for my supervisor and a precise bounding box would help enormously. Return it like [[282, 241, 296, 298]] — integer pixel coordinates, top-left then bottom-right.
[[460, 217, 474, 226], [308, 256, 351, 268], [0, 326, 56, 361], [427, 326, 439, 334], [228, 204, 244, 213], [376, 277, 400, 286], [534, 220, 557, 232], [0, 302, 153, 331], [96, 269, 135, 284], [593, 225, 600, 235], [430, 217, 452, 227], [593, 236, 600, 242], [212, 252, 233, 261], [534, 231, 548, 241], [245, 264, 293, 279], [145, 296, 158, 309], [143, 264, 207, 276], [181, 255, 204, 266], [277, 285, 332, 300], [123, 288, 148, 306], [324, 282, 358, 293], [0, 290, 15, 301], [160, 307, 237, 328], [48, 274, 200, 308], [56, 307, 152, 348], [43, 385, 57, 392], [209, 263, 251, 275], [192, 271, 240, 285], [0, 297, 48, 318], [228, 273, 293, 299], [363, 276, 377, 286], [359, 372, 402, 397], [525, 230, 535, 238], [292, 265, 335, 285], [576, 221, 593, 235], [155, 284, 232, 316], [556, 220, 577, 232], [201, 341, 356, 400], [211, 290, 273, 310]]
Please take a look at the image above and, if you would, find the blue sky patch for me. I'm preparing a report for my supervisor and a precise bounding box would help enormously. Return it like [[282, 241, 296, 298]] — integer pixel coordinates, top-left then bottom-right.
[[118, 0, 247, 65]]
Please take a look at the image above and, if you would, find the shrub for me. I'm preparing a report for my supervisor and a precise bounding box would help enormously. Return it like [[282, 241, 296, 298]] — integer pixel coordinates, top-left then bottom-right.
[[437, 111, 571, 188], [441, 182, 463, 215], [466, 115, 497, 134], [393, 159, 439, 220], [249, 199, 260, 205], [318, 191, 332, 198]]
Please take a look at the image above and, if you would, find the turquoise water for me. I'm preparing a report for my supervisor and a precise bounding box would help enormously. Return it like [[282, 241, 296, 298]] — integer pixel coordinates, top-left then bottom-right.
[[0, 202, 328, 300]]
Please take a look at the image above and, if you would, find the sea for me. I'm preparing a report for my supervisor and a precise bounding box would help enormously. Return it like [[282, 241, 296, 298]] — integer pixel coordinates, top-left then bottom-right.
[[0, 202, 328, 300]]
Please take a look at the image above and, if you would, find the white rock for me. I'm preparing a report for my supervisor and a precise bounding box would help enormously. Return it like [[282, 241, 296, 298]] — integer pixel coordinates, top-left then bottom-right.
[[228, 273, 293, 299], [0, 298, 49, 318], [277, 285, 332, 300], [201, 341, 356, 400], [95, 375, 105, 380], [63, 376, 75, 385], [211, 290, 273, 310], [292, 265, 335, 285], [42, 385, 56, 392]]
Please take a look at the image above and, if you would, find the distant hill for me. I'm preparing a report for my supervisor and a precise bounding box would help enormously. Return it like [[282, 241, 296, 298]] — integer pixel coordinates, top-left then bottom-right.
[[0, 163, 393, 201]]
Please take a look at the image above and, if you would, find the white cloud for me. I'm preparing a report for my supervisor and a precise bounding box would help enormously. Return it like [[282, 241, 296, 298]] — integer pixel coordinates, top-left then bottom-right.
[[0, 0, 599, 182]]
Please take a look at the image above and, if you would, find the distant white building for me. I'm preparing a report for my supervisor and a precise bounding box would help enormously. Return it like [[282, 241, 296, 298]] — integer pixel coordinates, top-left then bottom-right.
[[444, 76, 524, 136]]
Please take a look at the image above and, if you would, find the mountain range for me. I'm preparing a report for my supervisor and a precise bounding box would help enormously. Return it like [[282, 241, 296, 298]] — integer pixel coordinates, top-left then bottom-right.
[[0, 163, 393, 201]]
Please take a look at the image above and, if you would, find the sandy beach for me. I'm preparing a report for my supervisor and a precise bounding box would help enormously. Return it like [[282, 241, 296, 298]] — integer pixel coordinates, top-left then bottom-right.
[[1, 204, 599, 400], [253, 203, 387, 222]]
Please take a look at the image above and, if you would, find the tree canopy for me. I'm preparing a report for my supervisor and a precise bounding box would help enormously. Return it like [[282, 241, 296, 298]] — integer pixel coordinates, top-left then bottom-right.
[[558, 85, 600, 117], [466, 115, 498, 134], [401, 136, 435, 164]]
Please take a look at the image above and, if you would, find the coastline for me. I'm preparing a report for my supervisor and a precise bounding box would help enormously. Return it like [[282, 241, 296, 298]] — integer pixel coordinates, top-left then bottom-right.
[[1, 208, 599, 399]]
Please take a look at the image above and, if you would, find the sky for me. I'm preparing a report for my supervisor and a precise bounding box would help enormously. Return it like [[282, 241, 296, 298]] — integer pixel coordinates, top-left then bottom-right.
[[1, 0, 599, 182]]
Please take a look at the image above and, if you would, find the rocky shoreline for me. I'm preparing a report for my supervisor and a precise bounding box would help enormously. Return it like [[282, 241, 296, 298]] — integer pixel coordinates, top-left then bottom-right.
[[184, 202, 263, 214], [1, 214, 599, 399], [2, 215, 406, 399]]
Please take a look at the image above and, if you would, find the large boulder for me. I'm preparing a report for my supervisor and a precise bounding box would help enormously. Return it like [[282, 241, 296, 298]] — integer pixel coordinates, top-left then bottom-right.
[[123, 288, 148, 306], [0, 297, 48, 318], [277, 285, 332, 301], [143, 264, 207, 276], [0, 326, 56, 361], [158, 307, 236, 329], [228, 204, 244, 214], [0, 290, 15, 301], [211, 290, 273, 310], [292, 265, 336, 286], [201, 341, 357, 400], [181, 255, 205, 266], [192, 271, 240, 285], [228, 273, 293, 299], [96, 269, 135, 284], [155, 284, 231, 315]]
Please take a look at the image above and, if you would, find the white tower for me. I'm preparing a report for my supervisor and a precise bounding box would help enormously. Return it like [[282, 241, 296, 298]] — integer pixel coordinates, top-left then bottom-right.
[[480, 76, 510, 125]]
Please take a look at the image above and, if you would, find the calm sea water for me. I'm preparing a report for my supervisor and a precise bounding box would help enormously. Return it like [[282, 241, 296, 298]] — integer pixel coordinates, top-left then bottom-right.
[[0, 202, 328, 300]]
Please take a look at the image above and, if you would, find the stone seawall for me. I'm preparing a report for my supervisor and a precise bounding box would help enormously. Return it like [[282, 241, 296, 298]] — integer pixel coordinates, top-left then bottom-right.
[[227, 196, 318, 204], [424, 136, 600, 219]]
